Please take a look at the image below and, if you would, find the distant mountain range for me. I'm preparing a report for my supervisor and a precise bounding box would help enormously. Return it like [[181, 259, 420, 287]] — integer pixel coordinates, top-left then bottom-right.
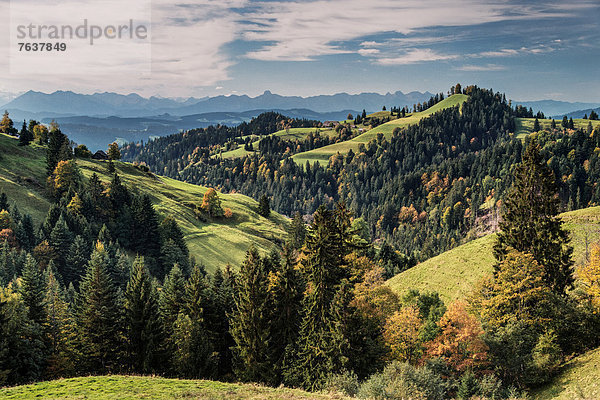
[[513, 100, 600, 118], [1, 90, 433, 118], [2, 89, 598, 150]]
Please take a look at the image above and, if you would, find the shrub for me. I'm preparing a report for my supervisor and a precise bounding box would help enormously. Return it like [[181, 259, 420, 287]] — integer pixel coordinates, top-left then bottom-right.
[[357, 361, 447, 400], [323, 370, 359, 397]]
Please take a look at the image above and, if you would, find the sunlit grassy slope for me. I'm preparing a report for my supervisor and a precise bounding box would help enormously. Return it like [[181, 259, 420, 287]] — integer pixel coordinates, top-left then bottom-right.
[[387, 206, 600, 302], [292, 94, 469, 167], [515, 118, 600, 139], [533, 347, 600, 400], [0, 133, 287, 272], [218, 127, 336, 159], [0, 375, 348, 400]]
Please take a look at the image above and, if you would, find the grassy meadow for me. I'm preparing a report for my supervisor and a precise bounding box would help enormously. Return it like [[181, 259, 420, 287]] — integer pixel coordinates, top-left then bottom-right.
[[0, 375, 348, 400], [387, 206, 600, 302], [0, 133, 288, 272]]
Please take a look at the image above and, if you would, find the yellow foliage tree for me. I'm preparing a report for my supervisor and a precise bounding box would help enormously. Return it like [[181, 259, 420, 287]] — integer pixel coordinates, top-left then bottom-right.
[[384, 305, 423, 364], [471, 250, 555, 330], [578, 243, 600, 309], [49, 160, 80, 196]]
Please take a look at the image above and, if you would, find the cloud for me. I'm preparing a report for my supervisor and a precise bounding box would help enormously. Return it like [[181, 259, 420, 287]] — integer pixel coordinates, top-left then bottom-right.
[[375, 48, 457, 65], [456, 64, 506, 71], [358, 48, 380, 56], [239, 0, 581, 62]]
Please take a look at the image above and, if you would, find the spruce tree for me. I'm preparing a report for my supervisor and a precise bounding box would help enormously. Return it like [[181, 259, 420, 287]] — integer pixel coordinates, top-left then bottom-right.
[[258, 195, 271, 218], [493, 140, 574, 294], [172, 264, 215, 378], [20, 254, 47, 325], [44, 267, 78, 378], [77, 242, 123, 373], [49, 214, 74, 280], [18, 121, 31, 146], [65, 235, 90, 286], [287, 212, 306, 249], [290, 205, 351, 390], [230, 247, 275, 383], [124, 256, 161, 373]]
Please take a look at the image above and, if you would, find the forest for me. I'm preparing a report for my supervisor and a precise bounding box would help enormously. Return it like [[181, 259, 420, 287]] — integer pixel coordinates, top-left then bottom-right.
[[1, 85, 600, 399]]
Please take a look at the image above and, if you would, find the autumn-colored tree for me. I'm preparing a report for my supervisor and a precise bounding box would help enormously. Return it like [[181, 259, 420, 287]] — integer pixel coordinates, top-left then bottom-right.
[[200, 188, 224, 218], [578, 242, 600, 309], [0, 210, 11, 230], [107, 142, 121, 161], [33, 124, 49, 145], [471, 250, 556, 331], [0, 111, 17, 135], [425, 301, 488, 375], [384, 306, 423, 364], [49, 160, 80, 198]]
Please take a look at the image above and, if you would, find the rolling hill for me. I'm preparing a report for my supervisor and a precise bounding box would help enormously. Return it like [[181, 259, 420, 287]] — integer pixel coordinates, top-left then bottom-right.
[[515, 117, 600, 139], [0, 375, 347, 399], [387, 206, 600, 302], [0, 133, 287, 272], [292, 94, 468, 166]]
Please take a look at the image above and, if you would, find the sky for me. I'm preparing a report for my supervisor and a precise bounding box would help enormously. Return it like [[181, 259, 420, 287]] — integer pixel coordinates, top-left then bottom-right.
[[0, 0, 599, 103]]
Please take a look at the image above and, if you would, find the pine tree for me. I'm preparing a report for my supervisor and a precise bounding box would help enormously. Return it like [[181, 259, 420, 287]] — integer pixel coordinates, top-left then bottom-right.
[[132, 196, 162, 277], [65, 235, 90, 286], [49, 214, 74, 280], [0, 193, 7, 212], [210, 266, 236, 378], [20, 254, 47, 325], [77, 242, 123, 373], [46, 129, 68, 176], [258, 194, 271, 218], [44, 267, 78, 378], [18, 121, 31, 146], [290, 205, 351, 390], [533, 117, 540, 132], [493, 140, 574, 295], [287, 212, 306, 249], [124, 256, 161, 373], [230, 247, 275, 384], [268, 246, 302, 379], [159, 265, 186, 370], [172, 264, 215, 378]]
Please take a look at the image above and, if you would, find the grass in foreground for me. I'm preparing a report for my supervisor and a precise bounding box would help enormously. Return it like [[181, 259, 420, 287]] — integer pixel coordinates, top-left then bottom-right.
[[387, 206, 600, 302], [0, 375, 348, 400], [292, 94, 468, 166]]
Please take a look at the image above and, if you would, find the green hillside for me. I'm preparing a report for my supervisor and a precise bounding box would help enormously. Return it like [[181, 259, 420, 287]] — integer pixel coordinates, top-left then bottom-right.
[[515, 118, 600, 139], [387, 206, 600, 302], [292, 94, 469, 166], [0, 375, 347, 400], [533, 347, 600, 400], [218, 127, 336, 159], [0, 133, 287, 272]]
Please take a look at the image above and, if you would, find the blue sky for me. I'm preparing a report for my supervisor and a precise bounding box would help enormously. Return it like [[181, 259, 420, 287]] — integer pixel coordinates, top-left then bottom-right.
[[0, 0, 599, 102]]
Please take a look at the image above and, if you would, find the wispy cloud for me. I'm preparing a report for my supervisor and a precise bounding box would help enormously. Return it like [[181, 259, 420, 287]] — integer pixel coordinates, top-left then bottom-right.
[[456, 64, 506, 71], [376, 49, 457, 65]]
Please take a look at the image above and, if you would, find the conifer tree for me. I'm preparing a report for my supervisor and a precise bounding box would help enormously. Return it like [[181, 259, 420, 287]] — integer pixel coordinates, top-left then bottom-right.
[[287, 212, 306, 249], [124, 256, 161, 373], [20, 254, 47, 325], [230, 247, 275, 383], [290, 205, 351, 390], [159, 265, 186, 369], [533, 117, 540, 132], [493, 140, 574, 294], [172, 264, 215, 378], [44, 267, 78, 378], [49, 215, 74, 280], [210, 266, 236, 378], [65, 235, 90, 286], [258, 194, 271, 217], [77, 242, 123, 373], [18, 121, 31, 146]]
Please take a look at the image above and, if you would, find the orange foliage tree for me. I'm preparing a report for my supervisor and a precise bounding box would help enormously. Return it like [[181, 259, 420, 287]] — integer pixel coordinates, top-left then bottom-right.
[[578, 242, 600, 309], [424, 301, 488, 374]]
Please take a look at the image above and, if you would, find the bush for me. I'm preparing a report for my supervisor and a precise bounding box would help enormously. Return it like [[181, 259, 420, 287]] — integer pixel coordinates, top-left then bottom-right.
[[357, 361, 447, 400], [323, 370, 359, 397]]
